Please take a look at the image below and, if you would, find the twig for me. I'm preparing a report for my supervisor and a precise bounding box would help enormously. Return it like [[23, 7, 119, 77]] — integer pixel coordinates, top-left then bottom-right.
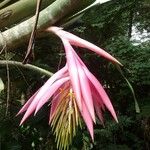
[[13, 61, 30, 87], [0, 30, 10, 116], [0, 60, 53, 77], [23, 0, 43, 63], [5, 53, 10, 116], [57, 45, 64, 71]]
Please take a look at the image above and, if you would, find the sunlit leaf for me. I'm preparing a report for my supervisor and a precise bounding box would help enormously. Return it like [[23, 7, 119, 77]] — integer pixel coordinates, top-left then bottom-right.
[[0, 78, 4, 93]]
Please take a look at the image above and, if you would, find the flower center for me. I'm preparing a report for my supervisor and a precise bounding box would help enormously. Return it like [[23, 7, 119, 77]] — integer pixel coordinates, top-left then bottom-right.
[[51, 87, 81, 149]]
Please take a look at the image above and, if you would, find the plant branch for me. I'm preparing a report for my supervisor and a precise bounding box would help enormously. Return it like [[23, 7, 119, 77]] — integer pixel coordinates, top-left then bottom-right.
[[0, 60, 53, 77], [0, 0, 55, 29], [0, 0, 93, 50], [5, 57, 10, 116], [0, 0, 11, 9], [23, 0, 43, 63]]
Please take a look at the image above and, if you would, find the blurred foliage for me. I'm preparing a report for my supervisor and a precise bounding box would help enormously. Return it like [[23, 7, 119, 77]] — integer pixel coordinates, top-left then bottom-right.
[[0, 0, 150, 149]]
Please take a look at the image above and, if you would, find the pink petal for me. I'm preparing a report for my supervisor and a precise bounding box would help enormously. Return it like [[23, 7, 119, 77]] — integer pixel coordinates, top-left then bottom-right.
[[20, 77, 69, 125], [81, 99, 94, 141], [93, 95, 104, 125], [32, 65, 67, 106], [61, 38, 82, 111], [35, 77, 70, 114], [16, 90, 39, 116], [72, 49, 117, 122], [19, 96, 41, 125], [49, 95, 61, 123], [91, 83, 105, 111], [83, 67, 118, 122], [48, 27, 122, 65], [95, 105, 104, 124], [49, 84, 69, 123], [73, 50, 95, 123]]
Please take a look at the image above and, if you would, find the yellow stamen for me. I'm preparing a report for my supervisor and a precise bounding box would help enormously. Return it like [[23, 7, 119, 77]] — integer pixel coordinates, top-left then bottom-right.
[[51, 87, 82, 150]]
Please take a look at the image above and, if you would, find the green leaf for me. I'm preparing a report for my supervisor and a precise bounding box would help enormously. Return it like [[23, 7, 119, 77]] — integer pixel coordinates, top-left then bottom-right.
[[68, 0, 111, 20], [116, 65, 140, 113], [0, 78, 4, 93]]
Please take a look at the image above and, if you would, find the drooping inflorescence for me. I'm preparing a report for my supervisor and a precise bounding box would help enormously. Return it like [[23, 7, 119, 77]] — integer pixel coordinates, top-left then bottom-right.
[[17, 26, 121, 150]]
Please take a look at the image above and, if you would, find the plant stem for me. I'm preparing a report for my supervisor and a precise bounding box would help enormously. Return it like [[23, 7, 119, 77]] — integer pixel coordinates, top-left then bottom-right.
[[23, 0, 43, 63], [0, 60, 53, 77]]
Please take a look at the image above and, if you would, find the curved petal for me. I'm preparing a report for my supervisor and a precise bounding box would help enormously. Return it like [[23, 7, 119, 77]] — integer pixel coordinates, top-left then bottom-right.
[[93, 93, 104, 125], [19, 95, 41, 125], [72, 50, 117, 122], [83, 67, 118, 122], [94, 102, 104, 125], [91, 83, 105, 111], [20, 77, 69, 125], [35, 77, 70, 114], [61, 38, 82, 111], [48, 27, 121, 65], [16, 89, 39, 116], [33, 65, 67, 106], [49, 83, 70, 123], [73, 50, 95, 123], [81, 99, 94, 141]]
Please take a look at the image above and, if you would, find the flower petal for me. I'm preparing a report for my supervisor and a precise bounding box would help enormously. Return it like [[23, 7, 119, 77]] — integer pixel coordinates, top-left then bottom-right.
[[83, 67, 118, 122], [48, 27, 122, 65], [81, 99, 94, 141], [32, 65, 67, 106], [35, 77, 70, 114], [91, 83, 105, 111], [20, 77, 69, 125], [71, 48, 117, 121], [95, 103, 104, 125], [49, 83, 70, 123], [61, 38, 82, 111], [16, 90, 39, 116], [93, 95, 104, 125], [73, 49, 95, 123], [19, 96, 41, 125]]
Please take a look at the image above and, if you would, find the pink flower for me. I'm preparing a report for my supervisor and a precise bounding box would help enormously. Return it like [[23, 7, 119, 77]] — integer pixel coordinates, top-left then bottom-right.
[[17, 26, 121, 149], [47, 27, 122, 66]]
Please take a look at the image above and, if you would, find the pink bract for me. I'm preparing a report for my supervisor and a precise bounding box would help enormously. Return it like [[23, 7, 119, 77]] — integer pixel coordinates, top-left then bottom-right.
[[18, 26, 120, 146]]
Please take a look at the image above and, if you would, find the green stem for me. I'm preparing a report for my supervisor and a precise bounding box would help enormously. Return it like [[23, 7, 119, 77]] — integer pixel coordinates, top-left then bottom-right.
[[0, 0, 93, 50], [0, 60, 53, 77], [0, 0, 55, 29]]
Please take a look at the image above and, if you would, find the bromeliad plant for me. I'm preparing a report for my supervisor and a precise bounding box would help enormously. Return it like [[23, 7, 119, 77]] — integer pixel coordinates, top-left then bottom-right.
[[17, 26, 122, 150]]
